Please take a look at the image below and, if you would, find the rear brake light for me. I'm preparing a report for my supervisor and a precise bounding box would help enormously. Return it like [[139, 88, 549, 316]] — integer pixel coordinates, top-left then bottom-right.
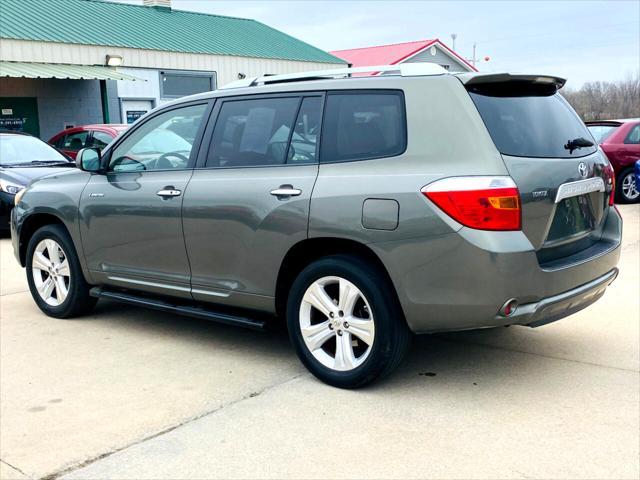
[[604, 164, 615, 206], [422, 176, 521, 231]]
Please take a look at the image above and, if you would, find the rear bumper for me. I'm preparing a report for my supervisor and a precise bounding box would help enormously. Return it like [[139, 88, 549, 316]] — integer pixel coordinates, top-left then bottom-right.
[[371, 206, 622, 333], [497, 268, 618, 328]]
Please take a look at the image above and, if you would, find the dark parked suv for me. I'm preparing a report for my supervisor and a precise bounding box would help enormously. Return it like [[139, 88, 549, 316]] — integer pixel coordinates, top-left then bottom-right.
[[11, 65, 622, 388]]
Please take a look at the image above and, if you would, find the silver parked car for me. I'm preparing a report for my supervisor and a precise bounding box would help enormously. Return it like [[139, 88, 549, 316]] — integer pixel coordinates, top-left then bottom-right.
[[10, 64, 622, 388]]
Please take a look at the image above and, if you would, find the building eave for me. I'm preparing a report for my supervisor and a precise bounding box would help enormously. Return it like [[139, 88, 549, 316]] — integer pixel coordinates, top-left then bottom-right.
[[396, 39, 477, 72]]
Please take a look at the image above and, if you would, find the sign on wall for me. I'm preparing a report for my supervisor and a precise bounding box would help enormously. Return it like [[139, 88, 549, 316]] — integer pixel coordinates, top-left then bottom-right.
[[0, 117, 25, 131], [126, 110, 147, 124]]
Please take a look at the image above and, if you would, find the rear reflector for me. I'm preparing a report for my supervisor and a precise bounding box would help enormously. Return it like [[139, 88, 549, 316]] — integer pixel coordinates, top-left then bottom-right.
[[422, 176, 521, 231], [604, 163, 616, 206]]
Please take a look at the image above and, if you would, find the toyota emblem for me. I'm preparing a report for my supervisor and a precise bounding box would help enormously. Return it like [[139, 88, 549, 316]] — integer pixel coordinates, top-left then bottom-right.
[[578, 162, 588, 178]]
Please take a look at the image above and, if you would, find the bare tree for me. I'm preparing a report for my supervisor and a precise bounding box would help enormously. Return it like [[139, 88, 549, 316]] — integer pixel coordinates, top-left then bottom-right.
[[562, 75, 640, 121]]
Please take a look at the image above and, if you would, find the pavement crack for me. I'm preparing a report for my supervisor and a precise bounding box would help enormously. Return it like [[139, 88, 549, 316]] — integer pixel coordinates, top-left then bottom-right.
[[1, 458, 33, 479], [0, 289, 29, 297], [41, 372, 307, 480], [437, 335, 640, 373]]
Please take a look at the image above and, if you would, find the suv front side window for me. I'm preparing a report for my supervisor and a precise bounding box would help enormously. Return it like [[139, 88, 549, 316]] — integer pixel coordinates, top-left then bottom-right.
[[109, 104, 207, 172], [89, 131, 115, 150]]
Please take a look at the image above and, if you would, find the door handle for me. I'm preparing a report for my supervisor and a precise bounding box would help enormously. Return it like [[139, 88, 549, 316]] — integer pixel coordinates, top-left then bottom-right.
[[156, 188, 182, 198], [270, 186, 302, 198]]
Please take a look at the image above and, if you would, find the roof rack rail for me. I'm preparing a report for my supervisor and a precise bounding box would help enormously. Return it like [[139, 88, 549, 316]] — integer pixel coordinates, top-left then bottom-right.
[[219, 62, 448, 90]]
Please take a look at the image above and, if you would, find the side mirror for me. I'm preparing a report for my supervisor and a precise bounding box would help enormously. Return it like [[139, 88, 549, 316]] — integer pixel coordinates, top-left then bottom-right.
[[76, 148, 102, 172]]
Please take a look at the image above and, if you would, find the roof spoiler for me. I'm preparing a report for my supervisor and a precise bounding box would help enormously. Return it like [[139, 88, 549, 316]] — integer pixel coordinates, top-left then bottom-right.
[[457, 73, 566, 96]]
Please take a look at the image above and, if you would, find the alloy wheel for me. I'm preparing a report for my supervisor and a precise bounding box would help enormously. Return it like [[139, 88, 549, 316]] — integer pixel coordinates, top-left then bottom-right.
[[621, 172, 639, 201], [299, 276, 375, 371], [32, 239, 71, 306]]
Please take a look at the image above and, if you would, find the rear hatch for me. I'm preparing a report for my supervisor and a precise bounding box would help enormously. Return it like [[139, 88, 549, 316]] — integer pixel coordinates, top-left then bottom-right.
[[461, 74, 615, 267]]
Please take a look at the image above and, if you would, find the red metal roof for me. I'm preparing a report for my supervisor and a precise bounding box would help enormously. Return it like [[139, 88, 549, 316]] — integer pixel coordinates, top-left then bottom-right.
[[330, 39, 477, 73]]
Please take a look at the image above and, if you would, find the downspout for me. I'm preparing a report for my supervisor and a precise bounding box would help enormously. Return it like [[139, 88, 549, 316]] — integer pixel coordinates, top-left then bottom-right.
[[100, 80, 110, 123]]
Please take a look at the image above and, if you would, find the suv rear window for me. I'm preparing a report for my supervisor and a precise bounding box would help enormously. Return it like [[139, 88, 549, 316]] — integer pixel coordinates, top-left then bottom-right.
[[469, 92, 597, 158], [321, 91, 406, 163]]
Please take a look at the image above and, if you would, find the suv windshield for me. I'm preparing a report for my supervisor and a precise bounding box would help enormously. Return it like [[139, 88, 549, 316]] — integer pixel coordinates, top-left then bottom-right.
[[469, 92, 597, 158], [0, 134, 69, 166]]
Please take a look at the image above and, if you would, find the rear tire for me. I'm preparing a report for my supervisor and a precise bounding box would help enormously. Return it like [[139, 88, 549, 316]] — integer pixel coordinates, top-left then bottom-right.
[[287, 254, 411, 389], [616, 168, 639, 204], [25, 224, 97, 318]]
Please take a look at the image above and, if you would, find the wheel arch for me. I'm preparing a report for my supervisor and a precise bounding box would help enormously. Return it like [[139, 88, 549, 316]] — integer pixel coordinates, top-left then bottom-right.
[[18, 212, 69, 266], [275, 237, 403, 320]]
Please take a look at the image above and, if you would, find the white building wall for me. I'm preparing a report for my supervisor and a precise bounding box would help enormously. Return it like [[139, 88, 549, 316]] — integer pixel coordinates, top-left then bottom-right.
[[0, 77, 104, 139], [0, 38, 345, 129], [0, 39, 345, 86]]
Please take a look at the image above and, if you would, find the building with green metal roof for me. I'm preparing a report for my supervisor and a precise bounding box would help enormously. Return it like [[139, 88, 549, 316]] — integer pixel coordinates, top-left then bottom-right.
[[0, 0, 345, 139]]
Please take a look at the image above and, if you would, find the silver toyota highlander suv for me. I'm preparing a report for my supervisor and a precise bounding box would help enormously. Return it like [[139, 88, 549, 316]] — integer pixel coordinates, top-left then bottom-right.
[[10, 64, 622, 388]]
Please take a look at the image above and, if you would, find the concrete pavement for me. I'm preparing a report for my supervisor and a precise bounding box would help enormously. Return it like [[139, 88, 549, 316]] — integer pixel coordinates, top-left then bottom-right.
[[1, 205, 638, 480]]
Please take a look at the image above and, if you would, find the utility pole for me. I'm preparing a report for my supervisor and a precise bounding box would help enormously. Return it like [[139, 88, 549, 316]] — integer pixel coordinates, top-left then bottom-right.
[[451, 33, 457, 52], [472, 42, 477, 67]]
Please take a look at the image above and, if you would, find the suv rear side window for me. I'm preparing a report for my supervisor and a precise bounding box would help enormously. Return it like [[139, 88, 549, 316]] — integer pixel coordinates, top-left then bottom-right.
[[62, 131, 89, 151], [470, 92, 597, 158], [321, 91, 406, 163], [624, 124, 640, 144], [207, 97, 300, 168]]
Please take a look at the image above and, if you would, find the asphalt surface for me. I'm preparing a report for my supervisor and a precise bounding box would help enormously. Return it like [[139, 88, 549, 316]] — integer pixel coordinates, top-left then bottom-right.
[[0, 205, 638, 480]]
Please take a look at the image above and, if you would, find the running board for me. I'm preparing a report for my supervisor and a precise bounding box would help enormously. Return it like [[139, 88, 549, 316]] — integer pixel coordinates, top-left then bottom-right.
[[90, 287, 267, 331]]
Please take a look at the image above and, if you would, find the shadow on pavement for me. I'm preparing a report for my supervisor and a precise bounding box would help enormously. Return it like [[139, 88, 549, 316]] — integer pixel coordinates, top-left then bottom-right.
[[88, 298, 295, 360], [87, 298, 570, 392]]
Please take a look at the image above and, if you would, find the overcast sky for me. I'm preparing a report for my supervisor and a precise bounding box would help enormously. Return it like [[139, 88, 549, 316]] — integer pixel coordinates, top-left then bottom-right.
[[113, 0, 639, 88]]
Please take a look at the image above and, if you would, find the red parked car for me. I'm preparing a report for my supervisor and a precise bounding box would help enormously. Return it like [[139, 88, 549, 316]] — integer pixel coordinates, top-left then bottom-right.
[[48, 124, 128, 159], [586, 119, 640, 203]]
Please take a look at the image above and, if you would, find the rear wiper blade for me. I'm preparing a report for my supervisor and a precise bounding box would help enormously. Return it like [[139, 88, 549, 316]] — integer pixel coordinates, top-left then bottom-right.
[[564, 137, 594, 154]]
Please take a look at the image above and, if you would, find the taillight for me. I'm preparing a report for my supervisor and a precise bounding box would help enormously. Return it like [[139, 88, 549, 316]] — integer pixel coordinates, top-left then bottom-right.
[[422, 176, 521, 231], [604, 163, 616, 206]]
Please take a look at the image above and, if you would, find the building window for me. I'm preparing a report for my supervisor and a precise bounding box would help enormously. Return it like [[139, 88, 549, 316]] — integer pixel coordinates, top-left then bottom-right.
[[159, 71, 216, 99]]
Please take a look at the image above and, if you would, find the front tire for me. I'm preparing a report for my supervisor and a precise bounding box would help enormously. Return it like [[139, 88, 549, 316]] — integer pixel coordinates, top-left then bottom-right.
[[616, 168, 639, 204], [26, 224, 97, 318], [287, 255, 411, 388]]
